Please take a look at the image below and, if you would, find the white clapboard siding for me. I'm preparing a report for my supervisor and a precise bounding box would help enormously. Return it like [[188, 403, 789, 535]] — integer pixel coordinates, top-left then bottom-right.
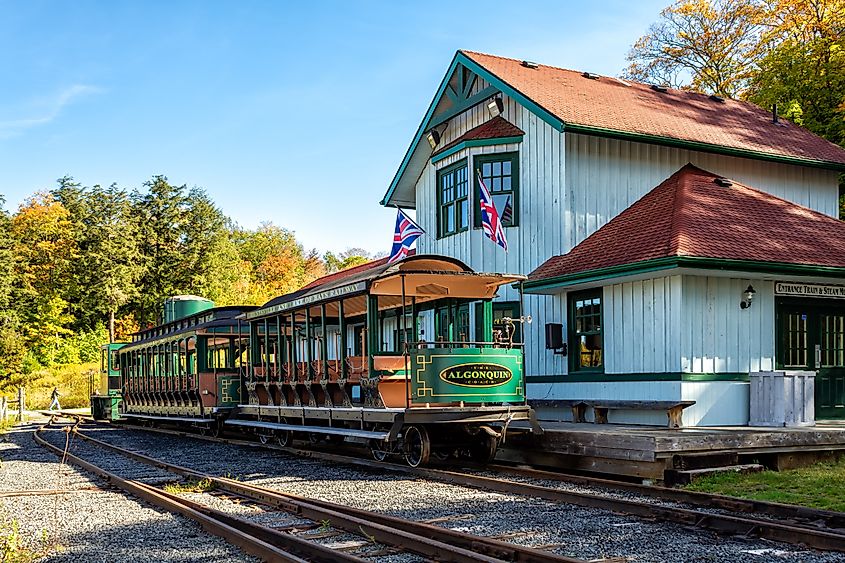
[[603, 276, 683, 374], [682, 381, 750, 426], [414, 80, 837, 381], [565, 133, 840, 246], [680, 276, 775, 374]]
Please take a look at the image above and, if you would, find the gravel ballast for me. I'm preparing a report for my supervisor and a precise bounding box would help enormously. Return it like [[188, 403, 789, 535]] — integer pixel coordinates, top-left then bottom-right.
[[0, 422, 257, 563], [47, 422, 845, 563]]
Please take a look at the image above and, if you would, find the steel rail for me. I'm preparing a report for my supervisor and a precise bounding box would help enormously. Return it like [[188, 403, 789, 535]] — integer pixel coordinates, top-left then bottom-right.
[[152, 419, 845, 532], [66, 423, 585, 563], [33, 427, 325, 563], [484, 463, 845, 530], [106, 419, 845, 552]]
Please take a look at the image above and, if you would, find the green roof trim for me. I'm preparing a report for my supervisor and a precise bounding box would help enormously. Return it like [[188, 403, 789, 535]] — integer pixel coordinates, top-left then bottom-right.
[[563, 123, 845, 173], [380, 51, 565, 208], [430, 135, 524, 164], [524, 256, 845, 293]]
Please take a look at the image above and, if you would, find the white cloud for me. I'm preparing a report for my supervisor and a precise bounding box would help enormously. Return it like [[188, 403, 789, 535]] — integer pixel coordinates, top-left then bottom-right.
[[0, 84, 102, 139]]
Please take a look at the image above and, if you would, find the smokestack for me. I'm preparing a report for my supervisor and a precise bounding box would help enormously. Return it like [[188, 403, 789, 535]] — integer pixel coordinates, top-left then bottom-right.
[[772, 104, 778, 123]]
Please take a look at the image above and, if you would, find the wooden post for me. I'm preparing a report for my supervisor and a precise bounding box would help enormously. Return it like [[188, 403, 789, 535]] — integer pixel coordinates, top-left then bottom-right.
[[16, 387, 24, 422], [338, 300, 347, 379], [320, 304, 328, 382], [1, 396, 6, 421]]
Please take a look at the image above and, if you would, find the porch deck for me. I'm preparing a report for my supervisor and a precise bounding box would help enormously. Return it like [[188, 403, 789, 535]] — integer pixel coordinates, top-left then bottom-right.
[[502, 421, 845, 481]]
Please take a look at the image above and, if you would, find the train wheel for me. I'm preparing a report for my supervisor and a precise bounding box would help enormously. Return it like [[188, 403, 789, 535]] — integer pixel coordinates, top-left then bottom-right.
[[403, 425, 431, 468], [258, 433, 272, 445], [275, 429, 292, 447], [370, 439, 390, 462], [469, 434, 498, 464]]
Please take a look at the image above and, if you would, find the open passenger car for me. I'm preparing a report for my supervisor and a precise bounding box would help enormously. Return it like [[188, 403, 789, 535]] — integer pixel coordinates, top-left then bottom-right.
[[230, 254, 536, 466]]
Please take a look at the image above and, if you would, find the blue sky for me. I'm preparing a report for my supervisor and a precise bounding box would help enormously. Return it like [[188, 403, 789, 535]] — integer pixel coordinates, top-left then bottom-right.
[[0, 0, 666, 255]]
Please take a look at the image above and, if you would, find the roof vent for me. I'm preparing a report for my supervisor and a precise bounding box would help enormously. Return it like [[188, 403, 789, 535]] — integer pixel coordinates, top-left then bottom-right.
[[521, 60, 539, 69], [650, 84, 668, 93], [709, 94, 725, 103], [714, 177, 733, 187], [582, 72, 600, 80]]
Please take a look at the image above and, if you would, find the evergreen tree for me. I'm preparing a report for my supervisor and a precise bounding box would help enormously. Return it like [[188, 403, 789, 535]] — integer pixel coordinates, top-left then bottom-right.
[[132, 176, 188, 325], [182, 187, 242, 304]]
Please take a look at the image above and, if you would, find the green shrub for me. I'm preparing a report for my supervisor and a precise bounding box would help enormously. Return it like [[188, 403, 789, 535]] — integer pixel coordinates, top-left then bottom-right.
[[2, 363, 97, 410]]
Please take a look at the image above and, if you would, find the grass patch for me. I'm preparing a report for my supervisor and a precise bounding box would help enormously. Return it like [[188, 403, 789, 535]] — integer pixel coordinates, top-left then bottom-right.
[[0, 363, 97, 411], [163, 478, 215, 494], [0, 517, 51, 563], [686, 458, 845, 511]]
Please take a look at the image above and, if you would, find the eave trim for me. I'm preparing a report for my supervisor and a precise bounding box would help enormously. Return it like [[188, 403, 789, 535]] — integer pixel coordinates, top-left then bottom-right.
[[524, 256, 845, 292], [563, 123, 845, 173], [430, 135, 524, 164], [380, 51, 565, 208]]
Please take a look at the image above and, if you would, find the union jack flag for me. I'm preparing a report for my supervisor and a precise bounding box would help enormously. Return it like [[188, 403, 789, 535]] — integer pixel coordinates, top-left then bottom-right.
[[387, 208, 425, 264], [477, 170, 508, 251]]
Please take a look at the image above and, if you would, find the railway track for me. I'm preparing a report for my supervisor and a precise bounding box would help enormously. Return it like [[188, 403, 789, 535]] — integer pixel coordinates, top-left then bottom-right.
[[35, 415, 584, 563], [96, 416, 845, 554]]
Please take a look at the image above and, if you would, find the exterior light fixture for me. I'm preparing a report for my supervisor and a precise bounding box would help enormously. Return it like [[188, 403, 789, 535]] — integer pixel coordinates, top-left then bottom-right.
[[740, 285, 756, 309], [426, 129, 441, 149], [487, 96, 504, 117]]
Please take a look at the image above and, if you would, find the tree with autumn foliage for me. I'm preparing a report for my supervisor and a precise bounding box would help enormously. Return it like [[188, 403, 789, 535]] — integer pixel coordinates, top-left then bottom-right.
[[11, 193, 78, 368], [627, 0, 845, 211], [624, 0, 765, 96], [747, 0, 845, 146]]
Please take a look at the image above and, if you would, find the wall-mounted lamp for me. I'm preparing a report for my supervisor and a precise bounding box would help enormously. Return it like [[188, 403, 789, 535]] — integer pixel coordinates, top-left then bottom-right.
[[426, 129, 441, 149], [487, 96, 504, 117], [740, 285, 756, 309], [426, 122, 448, 149]]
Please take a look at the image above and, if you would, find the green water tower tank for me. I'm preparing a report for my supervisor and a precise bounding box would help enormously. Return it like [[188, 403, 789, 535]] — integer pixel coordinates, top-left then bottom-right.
[[163, 295, 214, 324]]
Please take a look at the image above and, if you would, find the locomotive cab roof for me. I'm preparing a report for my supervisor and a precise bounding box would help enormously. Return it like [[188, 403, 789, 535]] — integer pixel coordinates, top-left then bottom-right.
[[245, 254, 525, 320]]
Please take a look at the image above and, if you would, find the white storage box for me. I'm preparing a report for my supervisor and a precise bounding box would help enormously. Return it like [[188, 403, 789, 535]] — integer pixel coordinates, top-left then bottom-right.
[[749, 371, 815, 427]]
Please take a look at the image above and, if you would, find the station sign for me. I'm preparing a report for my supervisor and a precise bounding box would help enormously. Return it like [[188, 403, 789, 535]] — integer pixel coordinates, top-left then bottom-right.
[[411, 348, 524, 403], [775, 282, 845, 299]]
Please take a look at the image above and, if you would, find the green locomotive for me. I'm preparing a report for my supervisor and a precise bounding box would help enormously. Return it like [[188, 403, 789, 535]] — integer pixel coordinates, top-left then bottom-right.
[[90, 342, 125, 420]]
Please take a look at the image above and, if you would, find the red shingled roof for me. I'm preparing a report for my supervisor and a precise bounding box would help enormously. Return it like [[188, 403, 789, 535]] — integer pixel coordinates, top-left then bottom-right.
[[433, 116, 524, 156], [529, 164, 845, 282], [462, 51, 845, 167]]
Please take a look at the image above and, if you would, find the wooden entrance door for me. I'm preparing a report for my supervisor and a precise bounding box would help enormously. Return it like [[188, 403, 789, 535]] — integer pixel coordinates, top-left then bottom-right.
[[777, 300, 845, 419]]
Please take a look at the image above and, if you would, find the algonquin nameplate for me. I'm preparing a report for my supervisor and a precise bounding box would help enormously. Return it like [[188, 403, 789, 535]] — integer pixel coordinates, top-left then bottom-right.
[[439, 363, 514, 388], [775, 282, 845, 299]]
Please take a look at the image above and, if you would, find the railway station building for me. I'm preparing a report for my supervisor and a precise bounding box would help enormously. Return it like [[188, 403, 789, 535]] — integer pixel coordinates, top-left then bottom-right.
[[381, 50, 845, 427]]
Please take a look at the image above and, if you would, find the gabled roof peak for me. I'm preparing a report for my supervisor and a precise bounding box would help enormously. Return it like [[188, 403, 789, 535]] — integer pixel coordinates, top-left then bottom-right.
[[382, 50, 845, 208]]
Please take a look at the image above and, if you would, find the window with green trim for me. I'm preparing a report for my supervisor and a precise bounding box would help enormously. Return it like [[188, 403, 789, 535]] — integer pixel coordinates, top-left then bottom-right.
[[437, 159, 469, 237], [569, 290, 603, 372], [474, 152, 518, 228]]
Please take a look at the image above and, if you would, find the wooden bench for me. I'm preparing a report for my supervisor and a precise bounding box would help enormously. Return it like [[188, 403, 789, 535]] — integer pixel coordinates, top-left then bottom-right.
[[529, 400, 591, 424], [530, 399, 696, 428], [590, 400, 695, 428]]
